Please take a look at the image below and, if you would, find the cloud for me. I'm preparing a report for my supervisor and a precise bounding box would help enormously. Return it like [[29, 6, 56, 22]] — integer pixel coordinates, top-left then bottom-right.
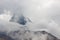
[[0, 10, 12, 21], [0, 0, 60, 39]]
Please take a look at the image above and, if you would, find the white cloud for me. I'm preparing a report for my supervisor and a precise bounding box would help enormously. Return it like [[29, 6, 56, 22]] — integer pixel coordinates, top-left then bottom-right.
[[0, 0, 60, 39], [0, 10, 12, 21]]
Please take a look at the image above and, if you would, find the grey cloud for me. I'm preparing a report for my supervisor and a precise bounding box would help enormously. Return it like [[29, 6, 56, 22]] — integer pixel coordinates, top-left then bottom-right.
[[0, 0, 60, 39]]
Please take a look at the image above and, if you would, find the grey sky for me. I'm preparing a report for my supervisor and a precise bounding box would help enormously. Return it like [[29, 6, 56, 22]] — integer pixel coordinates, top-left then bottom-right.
[[0, 0, 60, 39]]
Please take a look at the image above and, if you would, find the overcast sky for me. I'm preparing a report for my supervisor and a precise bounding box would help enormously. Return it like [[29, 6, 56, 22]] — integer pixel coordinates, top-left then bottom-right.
[[0, 0, 60, 38]]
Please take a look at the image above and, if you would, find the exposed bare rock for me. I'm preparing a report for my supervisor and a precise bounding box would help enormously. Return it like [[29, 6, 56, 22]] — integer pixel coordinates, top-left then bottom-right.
[[8, 30, 60, 40], [0, 32, 14, 40]]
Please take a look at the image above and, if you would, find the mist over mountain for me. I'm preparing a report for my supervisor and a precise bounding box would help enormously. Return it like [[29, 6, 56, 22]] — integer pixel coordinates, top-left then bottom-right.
[[0, 28, 59, 40], [0, 0, 60, 40], [10, 14, 27, 25]]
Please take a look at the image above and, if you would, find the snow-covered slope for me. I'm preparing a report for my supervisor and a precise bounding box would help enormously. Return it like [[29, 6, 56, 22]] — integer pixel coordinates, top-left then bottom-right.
[[7, 30, 60, 40], [0, 20, 25, 33], [0, 20, 59, 40]]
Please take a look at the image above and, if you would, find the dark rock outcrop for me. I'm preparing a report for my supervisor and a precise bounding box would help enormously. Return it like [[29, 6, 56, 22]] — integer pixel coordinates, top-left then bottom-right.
[[0, 32, 14, 40]]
